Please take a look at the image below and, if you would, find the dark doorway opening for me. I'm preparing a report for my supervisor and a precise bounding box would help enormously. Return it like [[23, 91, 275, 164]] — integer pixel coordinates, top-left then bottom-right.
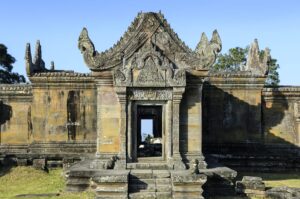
[[67, 91, 80, 141], [137, 105, 162, 158]]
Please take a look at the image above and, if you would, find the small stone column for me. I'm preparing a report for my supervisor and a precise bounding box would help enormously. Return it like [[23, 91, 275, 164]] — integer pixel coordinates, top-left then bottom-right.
[[127, 101, 132, 161], [172, 87, 186, 169], [292, 101, 300, 147], [115, 86, 127, 169], [297, 119, 300, 147]]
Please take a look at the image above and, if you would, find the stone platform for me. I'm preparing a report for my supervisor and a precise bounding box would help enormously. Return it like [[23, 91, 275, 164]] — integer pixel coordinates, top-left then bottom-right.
[[66, 159, 207, 199]]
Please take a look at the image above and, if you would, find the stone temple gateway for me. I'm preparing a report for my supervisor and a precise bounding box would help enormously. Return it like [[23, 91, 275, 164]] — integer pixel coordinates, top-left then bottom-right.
[[1, 12, 300, 198]]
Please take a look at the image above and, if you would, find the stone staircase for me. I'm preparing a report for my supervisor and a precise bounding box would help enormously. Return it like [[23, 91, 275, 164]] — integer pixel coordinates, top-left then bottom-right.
[[128, 169, 172, 199], [66, 160, 207, 199]]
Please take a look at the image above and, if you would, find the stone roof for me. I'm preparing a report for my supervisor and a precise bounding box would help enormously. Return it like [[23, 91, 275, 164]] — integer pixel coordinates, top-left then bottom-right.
[[78, 12, 222, 71]]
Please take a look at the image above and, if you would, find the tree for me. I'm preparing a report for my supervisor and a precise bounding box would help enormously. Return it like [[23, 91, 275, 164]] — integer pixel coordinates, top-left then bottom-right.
[[0, 44, 26, 84], [213, 46, 280, 86]]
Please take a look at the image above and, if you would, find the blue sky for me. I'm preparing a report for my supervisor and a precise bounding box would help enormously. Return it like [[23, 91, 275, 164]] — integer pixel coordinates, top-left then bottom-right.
[[1, 0, 300, 85]]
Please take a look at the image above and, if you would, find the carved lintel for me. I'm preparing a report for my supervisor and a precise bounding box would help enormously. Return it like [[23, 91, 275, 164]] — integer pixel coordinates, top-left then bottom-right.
[[128, 89, 172, 100]]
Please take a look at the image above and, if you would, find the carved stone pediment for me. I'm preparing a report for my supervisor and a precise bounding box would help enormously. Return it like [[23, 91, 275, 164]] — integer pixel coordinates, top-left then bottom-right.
[[78, 12, 222, 72], [113, 41, 186, 87]]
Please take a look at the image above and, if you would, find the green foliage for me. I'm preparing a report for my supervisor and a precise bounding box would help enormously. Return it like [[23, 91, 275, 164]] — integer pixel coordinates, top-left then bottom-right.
[[213, 47, 248, 72], [0, 44, 26, 84], [265, 57, 280, 86], [213, 46, 280, 86]]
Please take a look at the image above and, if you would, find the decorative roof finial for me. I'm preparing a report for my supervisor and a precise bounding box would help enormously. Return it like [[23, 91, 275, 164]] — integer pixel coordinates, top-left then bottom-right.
[[50, 61, 55, 70], [246, 39, 270, 75], [25, 43, 33, 76], [25, 40, 49, 76], [33, 40, 46, 70]]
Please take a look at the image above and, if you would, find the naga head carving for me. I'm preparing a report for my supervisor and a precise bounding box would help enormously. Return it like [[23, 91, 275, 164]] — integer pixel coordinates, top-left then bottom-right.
[[194, 30, 222, 69], [78, 28, 96, 56]]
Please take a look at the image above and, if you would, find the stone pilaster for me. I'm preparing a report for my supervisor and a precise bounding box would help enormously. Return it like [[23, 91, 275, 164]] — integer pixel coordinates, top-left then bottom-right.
[[172, 87, 186, 169], [95, 72, 114, 158], [296, 101, 300, 147], [185, 84, 207, 169], [297, 119, 300, 147], [115, 86, 127, 169], [127, 101, 132, 162]]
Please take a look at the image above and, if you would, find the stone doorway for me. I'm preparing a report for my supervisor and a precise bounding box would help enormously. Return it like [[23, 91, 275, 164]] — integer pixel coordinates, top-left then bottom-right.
[[130, 103, 166, 162], [137, 105, 162, 159]]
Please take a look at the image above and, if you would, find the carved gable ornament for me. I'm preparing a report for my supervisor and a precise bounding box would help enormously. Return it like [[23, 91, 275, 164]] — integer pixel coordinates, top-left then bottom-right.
[[78, 12, 222, 82], [113, 41, 186, 87]]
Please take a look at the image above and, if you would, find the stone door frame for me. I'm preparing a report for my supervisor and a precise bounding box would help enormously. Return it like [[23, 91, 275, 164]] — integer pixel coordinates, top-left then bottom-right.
[[128, 100, 168, 162]]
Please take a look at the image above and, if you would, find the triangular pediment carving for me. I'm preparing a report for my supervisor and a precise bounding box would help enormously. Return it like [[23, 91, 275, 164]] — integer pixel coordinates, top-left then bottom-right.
[[78, 12, 222, 73], [113, 41, 186, 87], [136, 57, 164, 86]]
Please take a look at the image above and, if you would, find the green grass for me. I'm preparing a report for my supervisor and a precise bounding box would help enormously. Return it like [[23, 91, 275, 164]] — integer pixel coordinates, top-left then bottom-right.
[[0, 166, 94, 199]]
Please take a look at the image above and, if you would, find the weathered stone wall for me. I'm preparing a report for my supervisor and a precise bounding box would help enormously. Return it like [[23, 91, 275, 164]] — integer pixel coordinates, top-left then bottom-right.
[[0, 73, 97, 158], [0, 84, 32, 144], [29, 73, 97, 143], [203, 75, 266, 145], [262, 87, 300, 147], [202, 78, 300, 148]]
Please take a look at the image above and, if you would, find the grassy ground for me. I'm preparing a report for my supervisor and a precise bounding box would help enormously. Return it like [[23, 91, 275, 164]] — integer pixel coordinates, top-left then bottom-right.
[[0, 166, 94, 199]]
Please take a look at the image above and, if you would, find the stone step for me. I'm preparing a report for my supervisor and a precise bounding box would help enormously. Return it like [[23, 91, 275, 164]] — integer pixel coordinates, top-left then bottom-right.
[[130, 178, 155, 185], [95, 193, 128, 199], [156, 192, 172, 199], [129, 191, 172, 199], [129, 183, 156, 192], [129, 178, 171, 185], [156, 184, 172, 192], [66, 177, 90, 185], [95, 184, 128, 193], [129, 192, 157, 199], [153, 170, 171, 178], [65, 184, 90, 192], [130, 169, 153, 179], [128, 163, 169, 170], [129, 184, 172, 192], [156, 178, 171, 184]]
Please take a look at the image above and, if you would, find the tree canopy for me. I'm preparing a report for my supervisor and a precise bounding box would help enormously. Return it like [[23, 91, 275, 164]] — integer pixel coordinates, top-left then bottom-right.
[[0, 44, 26, 84], [213, 46, 280, 86]]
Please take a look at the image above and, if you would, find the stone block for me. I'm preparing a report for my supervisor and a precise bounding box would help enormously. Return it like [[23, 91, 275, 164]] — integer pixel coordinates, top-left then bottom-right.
[[153, 170, 170, 178], [32, 158, 46, 170], [236, 176, 265, 196], [130, 170, 153, 179], [16, 158, 28, 166], [266, 186, 300, 199]]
